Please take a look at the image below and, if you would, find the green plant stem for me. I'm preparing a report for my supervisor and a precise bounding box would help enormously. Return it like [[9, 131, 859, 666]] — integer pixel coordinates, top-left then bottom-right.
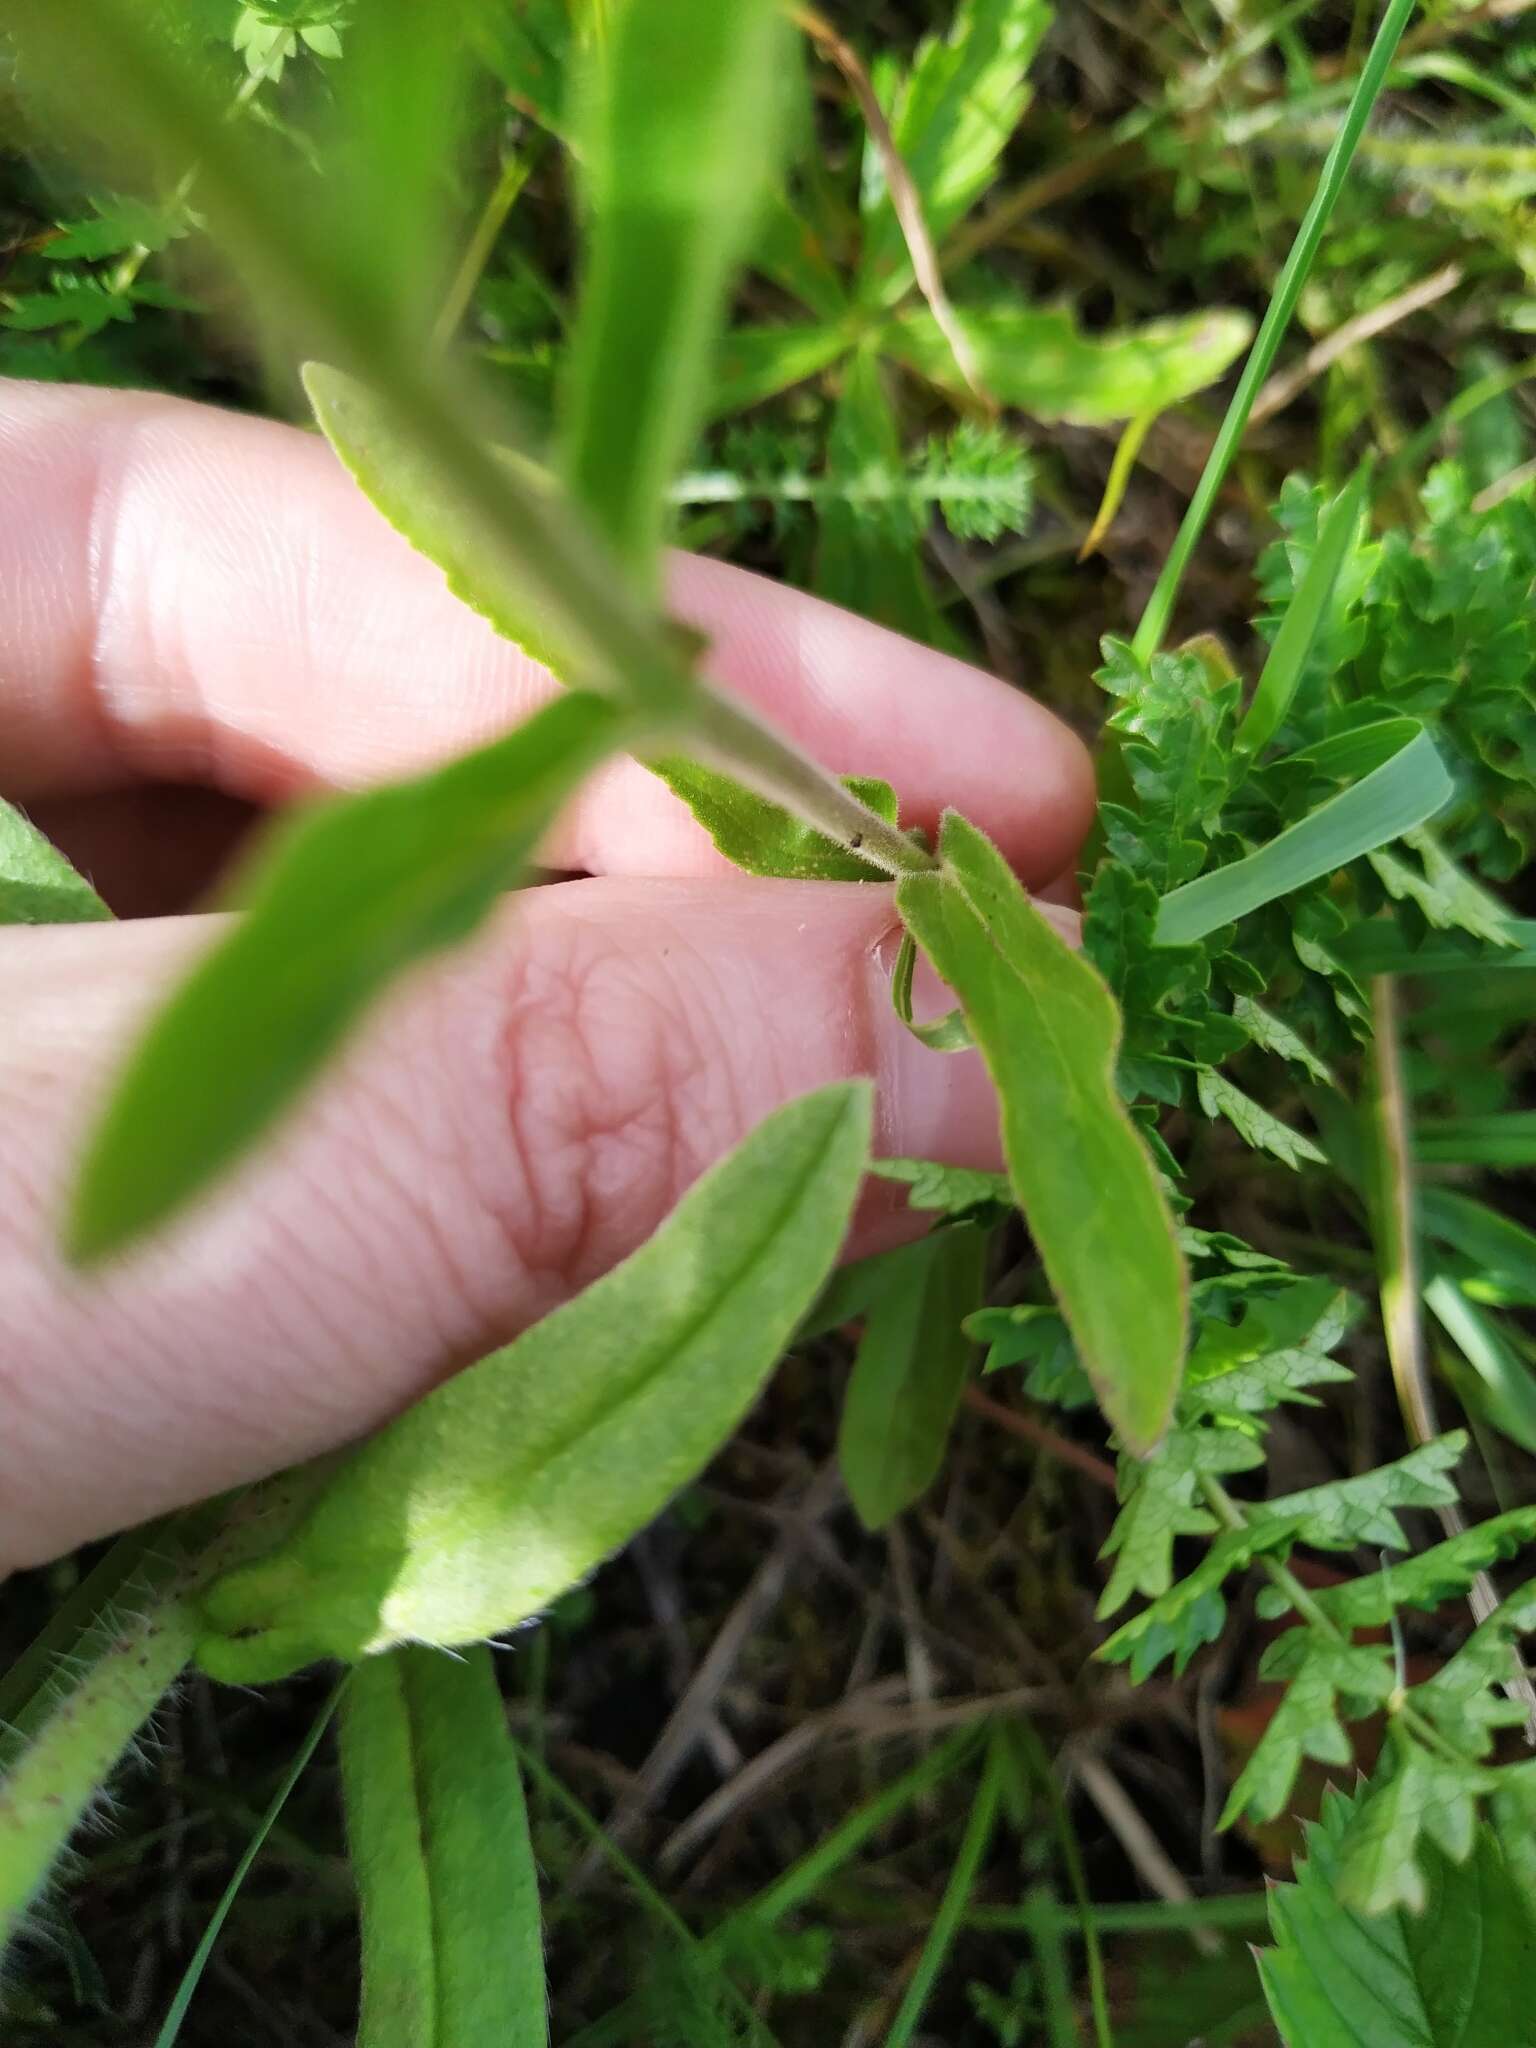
[[885, 1732, 1006, 2048], [1132, 0, 1417, 658], [1368, 975, 1438, 1448], [432, 145, 533, 352], [152, 1677, 345, 2048]]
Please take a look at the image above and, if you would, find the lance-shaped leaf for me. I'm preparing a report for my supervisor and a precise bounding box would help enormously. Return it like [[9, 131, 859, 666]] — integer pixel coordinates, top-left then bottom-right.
[[68, 690, 628, 1262], [340, 1647, 545, 2048], [649, 760, 895, 881], [838, 1223, 986, 1528], [561, 0, 790, 590], [897, 813, 1186, 1453], [0, 800, 111, 925], [195, 1085, 872, 1680]]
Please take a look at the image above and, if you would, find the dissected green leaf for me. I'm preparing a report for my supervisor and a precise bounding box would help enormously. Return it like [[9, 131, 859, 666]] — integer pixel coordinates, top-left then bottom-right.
[[858, 0, 1051, 303], [0, 802, 112, 925], [1184, 1280, 1354, 1419], [887, 305, 1253, 423], [897, 813, 1187, 1454], [1099, 1518, 1303, 1680], [1220, 1634, 1394, 1828], [1334, 1737, 1492, 1916], [1258, 1433, 1467, 1551], [1407, 1578, 1536, 1757], [1097, 1426, 1263, 1615], [195, 1085, 872, 1679], [1231, 995, 1335, 1085], [340, 1647, 544, 2048], [1156, 728, 1455, 945], [815, 345, 958, 648], [1260, 1784, 1536, 2044], [1369, 826, 1520, 947], [649, 760, 895, 880], [561, 0, 789, 589], [68, 691, 627, 1263], [870, 1157, 1013, 1219], [1257, 1508, 1536, 1629], [838, 1224, 986, 1528], [1197, 1068, 1327, 1171]]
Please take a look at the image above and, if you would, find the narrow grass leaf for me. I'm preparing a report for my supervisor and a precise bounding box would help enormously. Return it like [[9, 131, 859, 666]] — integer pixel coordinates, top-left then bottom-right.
[[340, 1648, 543, 2048], [561, 0, 790, 590], [68, 691, 627, 1263], [195, 1085, 872, 1679], [838, 1223, 986, 1528], [1426, 1276, 1536, 1454], [885, 1734, 1007, 2048], [152, 1682, 344, 2048], [1420, 1190, 1536, 1308], [1155, 726, 1454, 946], [1416, 1114, 1536, 1168], [1236, 463, 1370, 758], [897, 813, 1186, 1452], [0, 802, 111, 925], [1133, 0, 1418, 655]]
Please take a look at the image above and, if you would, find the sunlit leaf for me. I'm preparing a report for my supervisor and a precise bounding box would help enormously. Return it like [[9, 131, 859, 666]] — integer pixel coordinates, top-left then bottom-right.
[[69, 692, 628, 1262], [887, 305, 1253, 423], [898, 814, 1186, 1453], [196, 1085, 872, 1679], [340, 1647, 544, 2048], [0, 802, 112, 925]]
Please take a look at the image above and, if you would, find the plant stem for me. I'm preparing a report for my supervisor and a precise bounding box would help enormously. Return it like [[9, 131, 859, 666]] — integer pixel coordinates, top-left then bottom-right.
[[432, 144, 533, 353], [687, 688, 939, 877], [1132, 0, 1417, 659], [885, 1731, 1006, 2048]]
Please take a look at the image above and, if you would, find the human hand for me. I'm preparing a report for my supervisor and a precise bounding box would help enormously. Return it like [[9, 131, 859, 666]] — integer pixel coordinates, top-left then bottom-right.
[[0, 380, 1093, 1570]]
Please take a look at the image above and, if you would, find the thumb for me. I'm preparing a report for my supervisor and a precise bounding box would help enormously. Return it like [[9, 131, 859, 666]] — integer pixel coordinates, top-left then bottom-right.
[[0, 875, 1065, 1566]]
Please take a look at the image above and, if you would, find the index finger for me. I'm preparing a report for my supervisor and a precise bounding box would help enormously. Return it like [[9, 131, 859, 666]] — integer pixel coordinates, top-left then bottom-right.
[[0, 381, 1094, 881]]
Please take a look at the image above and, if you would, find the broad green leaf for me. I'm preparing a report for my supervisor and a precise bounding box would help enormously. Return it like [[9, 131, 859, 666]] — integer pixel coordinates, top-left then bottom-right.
[[68, 691, 627, 1262], [561, 0, 790, 589], [649, 759, 895, 880], [0, 802, 112, 925], [1235, 464, 1369, 759], [1369, 827, 1520, 948], [1220, 1634, 1394, 1827], [195, 1085, 872, 1679], [1196, 1068, 1327, 1171], [340, 1647, 544, 2048], [303, 363, 681, 704], [897, 814, 1186, 1453], [1230, 996, 1335, 1085], [1155, 727, 1455, 946], [1257, 1508, 1536, 1630], [838, 1224, 986, 1528], [886, 305, 1252, 423], [858, 0, 1051, 304], [1260, 1786, 1536, 2044], [710, 322, 853, 418], [1258, 1432, 1466, 1551], [815, 346, 959, 649]]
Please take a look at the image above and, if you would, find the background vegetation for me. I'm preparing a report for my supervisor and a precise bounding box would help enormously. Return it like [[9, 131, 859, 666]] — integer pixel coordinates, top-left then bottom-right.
[[4, 0, 1536, 2041]]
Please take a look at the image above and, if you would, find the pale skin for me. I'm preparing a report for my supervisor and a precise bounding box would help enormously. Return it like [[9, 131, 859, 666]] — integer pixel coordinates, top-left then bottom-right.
[[0, 379, 1095, 1573]]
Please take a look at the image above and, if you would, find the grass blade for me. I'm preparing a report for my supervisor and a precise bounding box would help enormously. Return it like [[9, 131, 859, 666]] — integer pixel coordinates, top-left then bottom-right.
[[195, 1085, 872, 1679], [898, 814, 1187, 1452], [885, 1731, 1007, 2048], [340, 1648, 543, 2048], [1236, 462, 1371, 758], [561, 0, 790, 590], [152, 1681, 344, 2048], [1155, 727, 1453, 946], [1133, 0, 1418, 656], [67, 691, 627, 1262]]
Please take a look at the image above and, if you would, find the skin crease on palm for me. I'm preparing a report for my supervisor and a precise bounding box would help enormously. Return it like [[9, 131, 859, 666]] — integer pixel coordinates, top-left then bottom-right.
[[0, 377, 1096, 1574]]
